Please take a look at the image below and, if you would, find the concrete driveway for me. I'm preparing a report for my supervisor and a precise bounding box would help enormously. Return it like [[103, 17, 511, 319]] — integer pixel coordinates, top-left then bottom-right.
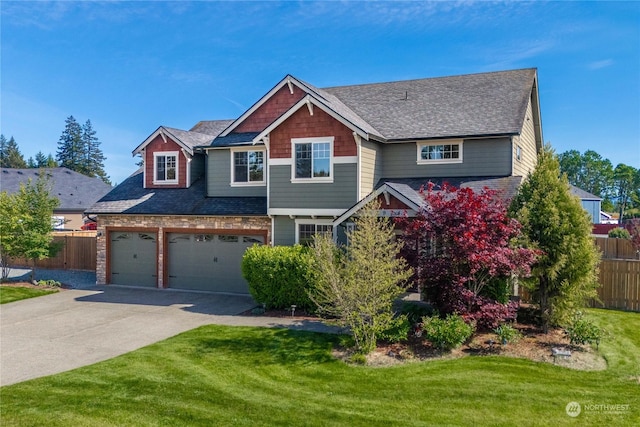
[[0, 286, 338, 386]]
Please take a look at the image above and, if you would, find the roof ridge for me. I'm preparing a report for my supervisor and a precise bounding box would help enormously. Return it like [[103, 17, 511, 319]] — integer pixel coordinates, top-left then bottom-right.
[[322, 68, 537, 90]]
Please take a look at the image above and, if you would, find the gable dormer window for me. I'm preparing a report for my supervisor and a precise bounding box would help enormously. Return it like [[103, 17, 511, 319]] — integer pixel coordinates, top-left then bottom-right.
[[417, 141, 463, 165], [292, 137, 334, 183], [154, 151, 178, 184], [231, 149, 265, 186]]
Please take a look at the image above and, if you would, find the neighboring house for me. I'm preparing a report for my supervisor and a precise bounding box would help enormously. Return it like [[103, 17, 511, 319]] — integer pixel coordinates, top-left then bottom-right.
[[1, 167, 112, 231], [570, 185, 602, 224], [88, 68, 545, 293]]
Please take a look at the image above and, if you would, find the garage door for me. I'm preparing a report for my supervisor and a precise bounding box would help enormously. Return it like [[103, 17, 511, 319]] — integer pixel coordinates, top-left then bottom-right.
[[167, 233, 263, 293], [110, 231, 157, 287]]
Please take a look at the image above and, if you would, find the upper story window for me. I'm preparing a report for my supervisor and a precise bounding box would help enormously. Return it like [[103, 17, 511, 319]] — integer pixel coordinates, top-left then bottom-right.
[[154, 151, 178, 184], [292, 137, 333, 183], [232, 149, 265, 186], [416, 141, 463, 164]]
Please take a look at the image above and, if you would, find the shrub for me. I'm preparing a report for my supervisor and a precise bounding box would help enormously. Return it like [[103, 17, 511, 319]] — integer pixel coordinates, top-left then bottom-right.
[[378, 315, 411, 343], [241, 245, 315, 310], [465, 298, 519, 330], [423, 314, 474, 350], [37, 279, 62, 288], [494, 324, 522, 345], [400, 301, 434, 325], [565, 311, 602, 346], [608, 228, 631, 239]]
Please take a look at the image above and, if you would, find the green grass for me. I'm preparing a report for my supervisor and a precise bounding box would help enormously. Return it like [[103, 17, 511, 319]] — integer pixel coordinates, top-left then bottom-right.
[[1, 309, 638, 426], [0, 285, 58, 304]]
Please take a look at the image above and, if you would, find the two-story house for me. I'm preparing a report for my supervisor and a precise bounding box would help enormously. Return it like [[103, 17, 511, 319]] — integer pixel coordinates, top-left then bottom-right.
[[88, 68, 543, 293]]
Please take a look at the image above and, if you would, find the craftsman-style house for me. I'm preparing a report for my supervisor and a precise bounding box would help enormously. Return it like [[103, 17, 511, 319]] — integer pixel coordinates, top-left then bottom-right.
[[88, 68, 543, 293]]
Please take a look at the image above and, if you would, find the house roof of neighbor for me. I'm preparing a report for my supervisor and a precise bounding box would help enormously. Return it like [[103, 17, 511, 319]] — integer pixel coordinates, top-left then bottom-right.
[[1, 167, 112, 212]]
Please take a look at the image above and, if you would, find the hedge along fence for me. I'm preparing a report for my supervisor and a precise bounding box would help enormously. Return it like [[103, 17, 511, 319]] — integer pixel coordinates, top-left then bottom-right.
[[519, 259, 640, 312], [9, 235, 97, 271], [241, 244, 316, 310]]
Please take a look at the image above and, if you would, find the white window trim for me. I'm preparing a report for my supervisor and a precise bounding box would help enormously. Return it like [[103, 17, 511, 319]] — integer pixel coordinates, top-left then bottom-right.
[[230, 147, 266, 187], [416, 140, 463, 165], [294, 218, 335, 244], [291, 136, 334, 183], [153, 151, 179, 185], [516, 145, 522, 162]]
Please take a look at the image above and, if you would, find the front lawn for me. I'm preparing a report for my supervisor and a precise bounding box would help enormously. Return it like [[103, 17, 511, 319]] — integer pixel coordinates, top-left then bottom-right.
[[1, 309, 638, 426], [0, 285, 58, 304]]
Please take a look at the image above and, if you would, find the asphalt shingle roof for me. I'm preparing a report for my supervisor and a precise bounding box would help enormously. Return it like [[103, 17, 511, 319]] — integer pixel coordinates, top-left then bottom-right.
[[323, 68, 537, 140], [0, 167, 112, 212], [190, 120, 235, 136], [161, 126, 216, 151], [86, 170, 266, 216], [376, 176, 524, 202]]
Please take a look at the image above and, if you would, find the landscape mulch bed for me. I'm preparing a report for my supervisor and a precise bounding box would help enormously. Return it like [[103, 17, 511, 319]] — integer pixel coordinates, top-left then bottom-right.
[[0, 281, 69, 290], [243, 306, 606, 371]]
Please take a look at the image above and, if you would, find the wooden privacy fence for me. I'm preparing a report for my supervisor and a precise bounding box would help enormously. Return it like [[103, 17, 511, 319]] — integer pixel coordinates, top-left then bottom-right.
[[10, 235, 97, 271], [594, 237, 639, 260], [591, 259, 640, 311]]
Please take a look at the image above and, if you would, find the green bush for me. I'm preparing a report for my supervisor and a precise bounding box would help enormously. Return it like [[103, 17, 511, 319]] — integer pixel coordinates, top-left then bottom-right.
[[378, 315, 411, 343], [565, 311, 602, 346], [608, 228, 631, 239], [494, 324, 522, 345], [400, 301, 434, 325], [423, 314, 474, 350], [37, 279, 62, 288], [241, 244, 315, 310]]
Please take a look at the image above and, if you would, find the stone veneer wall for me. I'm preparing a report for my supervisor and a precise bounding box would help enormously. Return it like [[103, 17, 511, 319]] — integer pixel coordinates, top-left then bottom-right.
[[96, 215, 271, 287]]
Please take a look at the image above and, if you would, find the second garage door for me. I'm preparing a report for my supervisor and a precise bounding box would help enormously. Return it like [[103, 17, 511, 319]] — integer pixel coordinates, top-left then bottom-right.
[[167, 233, 263, 293]]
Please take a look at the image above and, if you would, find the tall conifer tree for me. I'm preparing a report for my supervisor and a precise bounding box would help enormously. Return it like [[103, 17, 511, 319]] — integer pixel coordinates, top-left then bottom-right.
[[509, 145, 600, 332]]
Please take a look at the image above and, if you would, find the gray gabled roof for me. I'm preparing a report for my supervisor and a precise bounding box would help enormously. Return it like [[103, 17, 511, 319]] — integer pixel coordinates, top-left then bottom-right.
[[161, 126, 215, 150], [86, 170, 266, 216], [0, 167, 112, 212], [376, 176, 524, 201], [190, 120, 235, 136], [323, 68, 537, 141], [570, 185, 601, 201]]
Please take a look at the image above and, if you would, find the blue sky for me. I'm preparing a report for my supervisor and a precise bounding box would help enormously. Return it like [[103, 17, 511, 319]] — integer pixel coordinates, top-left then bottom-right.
[[2, 1, 639, 184]]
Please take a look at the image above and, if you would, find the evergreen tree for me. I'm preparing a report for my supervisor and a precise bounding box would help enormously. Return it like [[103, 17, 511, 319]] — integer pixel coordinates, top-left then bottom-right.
[[27, 157, 37, 168], [509, 145, 600, 332], [613, 163, 640, 220], [82, 120, 110, 184], [56, 116, 84, 171], [0, 135, 7, 166], [0, 136, 28, 168], [34, 152, 47, 168]]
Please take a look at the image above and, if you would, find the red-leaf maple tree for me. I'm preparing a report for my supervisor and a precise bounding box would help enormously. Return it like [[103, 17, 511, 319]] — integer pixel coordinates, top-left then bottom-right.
[[398, 183, 538, 329]]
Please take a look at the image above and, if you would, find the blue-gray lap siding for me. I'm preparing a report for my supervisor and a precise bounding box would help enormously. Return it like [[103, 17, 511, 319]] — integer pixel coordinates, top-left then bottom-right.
[[269, 163, 358, 209], [581, 200, 601, 224], [381, 138, 512, 179], [207, 150, 267, 197], [273, 216, 296, 246]]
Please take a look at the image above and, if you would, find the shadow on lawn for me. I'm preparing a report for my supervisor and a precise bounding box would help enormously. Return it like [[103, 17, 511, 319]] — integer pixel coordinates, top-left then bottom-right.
[[193, 328, 341, 365]]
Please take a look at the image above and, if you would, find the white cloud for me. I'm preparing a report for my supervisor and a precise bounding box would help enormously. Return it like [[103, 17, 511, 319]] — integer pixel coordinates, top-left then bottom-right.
[[588, 59, 614, 70]]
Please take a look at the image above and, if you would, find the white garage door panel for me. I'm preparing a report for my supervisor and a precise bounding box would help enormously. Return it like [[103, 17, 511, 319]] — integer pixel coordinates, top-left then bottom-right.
[[167, 233, 263, 293]]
